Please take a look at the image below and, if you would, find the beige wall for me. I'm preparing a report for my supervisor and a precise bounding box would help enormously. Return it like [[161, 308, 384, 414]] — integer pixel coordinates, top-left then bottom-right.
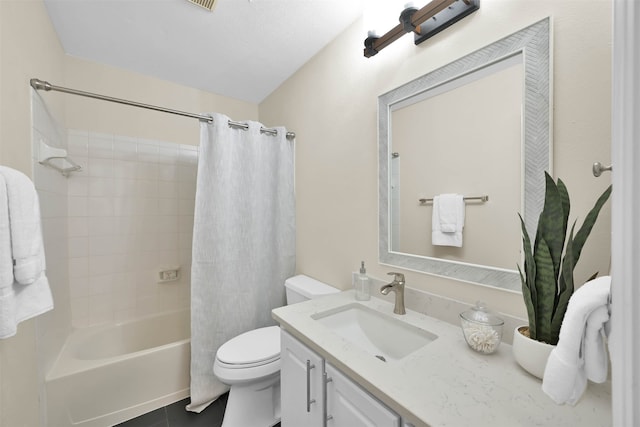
[[63, 56, 258, 145], [0, 0, 66, 425], [260, 0, 612, 319]]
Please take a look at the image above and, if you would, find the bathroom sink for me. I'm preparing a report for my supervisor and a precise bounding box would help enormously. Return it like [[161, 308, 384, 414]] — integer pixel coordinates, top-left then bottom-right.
[[312, 304, 437, 362]]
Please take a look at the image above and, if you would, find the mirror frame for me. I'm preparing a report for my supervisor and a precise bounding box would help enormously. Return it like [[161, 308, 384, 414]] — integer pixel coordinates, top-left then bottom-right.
[[378, 18, 551, 292]]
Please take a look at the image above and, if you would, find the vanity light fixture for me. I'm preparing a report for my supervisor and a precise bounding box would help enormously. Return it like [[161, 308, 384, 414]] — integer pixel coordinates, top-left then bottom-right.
[[364, 0, 480, 58]]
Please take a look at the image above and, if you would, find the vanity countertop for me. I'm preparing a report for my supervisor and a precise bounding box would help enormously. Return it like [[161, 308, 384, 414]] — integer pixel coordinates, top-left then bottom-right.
[[272, 290, 612, 427]]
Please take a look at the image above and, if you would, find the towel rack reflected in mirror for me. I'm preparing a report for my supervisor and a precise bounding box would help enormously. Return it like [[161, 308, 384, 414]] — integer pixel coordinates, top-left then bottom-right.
[[419, 195, 489, 205]]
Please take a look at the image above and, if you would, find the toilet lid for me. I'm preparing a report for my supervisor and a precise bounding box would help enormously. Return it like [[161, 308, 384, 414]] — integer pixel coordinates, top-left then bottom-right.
[[217, 326, 281, 366]]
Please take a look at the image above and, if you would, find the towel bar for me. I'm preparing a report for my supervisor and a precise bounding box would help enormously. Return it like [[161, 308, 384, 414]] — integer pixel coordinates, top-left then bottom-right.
[[419, 195, 489, 204]]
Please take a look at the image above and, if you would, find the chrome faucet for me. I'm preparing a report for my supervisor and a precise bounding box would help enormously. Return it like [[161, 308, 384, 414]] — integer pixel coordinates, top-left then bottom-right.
[[380, 272, 406, 315]]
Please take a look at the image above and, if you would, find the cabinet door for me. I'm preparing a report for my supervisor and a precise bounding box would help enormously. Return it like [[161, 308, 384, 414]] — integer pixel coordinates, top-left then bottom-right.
[[281, 330, 324, 427], [325, 363, 400, 427]]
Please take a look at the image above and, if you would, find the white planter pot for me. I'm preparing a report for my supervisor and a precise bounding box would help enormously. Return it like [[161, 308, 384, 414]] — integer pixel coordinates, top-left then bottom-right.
[[512, 326, 555, 379]]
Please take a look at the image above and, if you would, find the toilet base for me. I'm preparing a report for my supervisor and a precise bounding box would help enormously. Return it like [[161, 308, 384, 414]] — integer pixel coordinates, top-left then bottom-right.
[[221, 373, 281, 427]]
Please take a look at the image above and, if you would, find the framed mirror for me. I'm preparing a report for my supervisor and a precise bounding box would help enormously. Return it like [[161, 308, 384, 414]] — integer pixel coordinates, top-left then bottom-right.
[[378, 18, 551, 292]]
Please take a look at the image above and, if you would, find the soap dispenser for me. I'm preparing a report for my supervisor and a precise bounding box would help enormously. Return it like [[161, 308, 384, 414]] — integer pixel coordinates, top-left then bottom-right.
[[354, 261, 370, 301]]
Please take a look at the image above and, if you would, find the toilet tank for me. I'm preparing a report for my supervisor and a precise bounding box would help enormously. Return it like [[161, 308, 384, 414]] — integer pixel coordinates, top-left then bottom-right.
[[284, 275, 340, 305]]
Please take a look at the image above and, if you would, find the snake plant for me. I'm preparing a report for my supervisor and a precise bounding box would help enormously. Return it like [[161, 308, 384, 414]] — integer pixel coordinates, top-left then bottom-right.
[[518, 172, 611, 345]]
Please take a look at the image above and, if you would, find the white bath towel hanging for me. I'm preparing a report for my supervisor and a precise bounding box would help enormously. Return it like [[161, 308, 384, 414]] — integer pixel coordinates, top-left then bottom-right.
[[0, 173, 17, 338], [0, 167, 53, 339], [0, 166, 46, 284], [432, 194, 465, 247], [542, 275, 611, 405], [0, 174, 12, 287]]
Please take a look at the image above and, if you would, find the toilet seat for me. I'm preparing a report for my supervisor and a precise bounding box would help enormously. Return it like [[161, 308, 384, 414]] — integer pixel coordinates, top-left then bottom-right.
[[214, 355, 281, 384], [214, 326, 282, 384], [216, 325, 281, 368]]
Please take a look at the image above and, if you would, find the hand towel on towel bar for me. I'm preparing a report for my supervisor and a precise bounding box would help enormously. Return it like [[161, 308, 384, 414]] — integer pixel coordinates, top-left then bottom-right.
[[432, 194, 465, 247]]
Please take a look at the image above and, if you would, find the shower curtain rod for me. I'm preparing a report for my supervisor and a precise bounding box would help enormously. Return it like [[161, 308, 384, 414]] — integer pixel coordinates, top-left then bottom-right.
[[30, 78, 296, 140]]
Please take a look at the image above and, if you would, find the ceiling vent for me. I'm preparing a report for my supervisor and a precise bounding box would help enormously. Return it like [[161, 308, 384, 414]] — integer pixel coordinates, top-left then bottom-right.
[[187, 0, 218, 12]]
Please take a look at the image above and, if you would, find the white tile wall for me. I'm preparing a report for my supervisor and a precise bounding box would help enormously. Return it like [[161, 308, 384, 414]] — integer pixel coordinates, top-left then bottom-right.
[[31, 104, 197, 327], [31, 91, 72, 426], [66, 130, 197, 327]]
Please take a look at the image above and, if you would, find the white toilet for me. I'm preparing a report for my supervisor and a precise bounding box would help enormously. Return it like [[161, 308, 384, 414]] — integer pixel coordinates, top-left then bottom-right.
[[213, 274, 339, 427]]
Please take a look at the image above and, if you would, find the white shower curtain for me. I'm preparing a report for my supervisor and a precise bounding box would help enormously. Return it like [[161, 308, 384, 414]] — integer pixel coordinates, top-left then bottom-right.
[[187, 113, 296, 412]]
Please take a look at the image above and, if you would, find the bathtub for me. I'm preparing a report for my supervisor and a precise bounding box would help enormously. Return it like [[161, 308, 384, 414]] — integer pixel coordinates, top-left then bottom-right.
[[46, 310, 191, 427]]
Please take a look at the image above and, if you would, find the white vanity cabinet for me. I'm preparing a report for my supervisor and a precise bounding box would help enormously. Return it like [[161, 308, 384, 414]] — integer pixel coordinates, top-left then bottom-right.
[[281, 329, 324, 426], [281, 329, 401, 427], [325, 363, 400, 426]]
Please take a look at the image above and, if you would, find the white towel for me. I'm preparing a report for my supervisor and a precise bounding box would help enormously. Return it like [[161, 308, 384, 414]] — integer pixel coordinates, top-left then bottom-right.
[[0, 167, 53, 339], [0, 174, 13, 289], [542, 276, 611, 405], [584, 305, 610, 383], [0, 275, 54, 339], [432, 194, 465, 247], [0, 174, 17, 338], [0, 166, 46, 285]]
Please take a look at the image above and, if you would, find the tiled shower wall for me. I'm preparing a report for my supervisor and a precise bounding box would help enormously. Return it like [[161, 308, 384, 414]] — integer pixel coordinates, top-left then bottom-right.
[[66, 130, 197, 327], [31, 91, 72, 381]]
